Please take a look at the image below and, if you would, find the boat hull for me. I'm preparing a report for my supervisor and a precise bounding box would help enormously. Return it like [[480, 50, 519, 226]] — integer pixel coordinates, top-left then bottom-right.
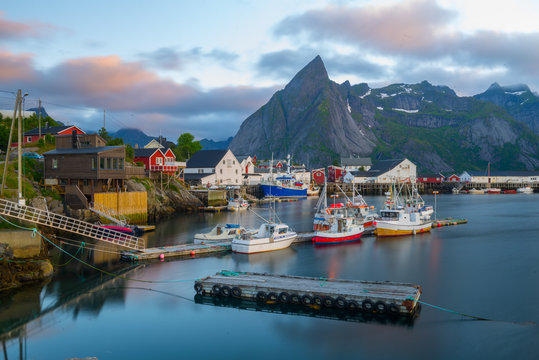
[[260, 184, 307, 198], [232, 233, 296, 254], [313, 230, 363, 245], [375, 221, 432, 237]]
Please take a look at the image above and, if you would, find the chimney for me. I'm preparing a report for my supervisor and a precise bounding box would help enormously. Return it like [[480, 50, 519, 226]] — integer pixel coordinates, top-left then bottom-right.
[[72, 129, 79, 149]]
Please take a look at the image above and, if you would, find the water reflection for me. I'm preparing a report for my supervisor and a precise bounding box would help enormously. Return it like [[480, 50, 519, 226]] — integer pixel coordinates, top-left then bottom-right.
[[231, 247, 298, 274], [194, 295, 418, 327]]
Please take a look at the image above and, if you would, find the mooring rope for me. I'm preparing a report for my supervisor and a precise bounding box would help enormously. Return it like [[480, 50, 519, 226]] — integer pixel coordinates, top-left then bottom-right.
[[0, 215, 199, 284], [405, 296, 491, 321]]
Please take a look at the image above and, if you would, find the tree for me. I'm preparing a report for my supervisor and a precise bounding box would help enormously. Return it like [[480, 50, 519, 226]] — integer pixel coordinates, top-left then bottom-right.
[[98, 127, 112, 143], [174, 133, 202, 161]]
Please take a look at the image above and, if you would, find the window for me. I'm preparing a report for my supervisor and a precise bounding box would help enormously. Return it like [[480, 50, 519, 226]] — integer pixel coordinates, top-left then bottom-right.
[[220, 169, 223, 174], [52, 159, 58, 169], [106, 158, 112, 169], [113, 158, 118, 169], [156, 157, 163, 165], [91, 158, 97, 170], [198, 169, 203, 174], [223, 160, 225, 165], [100, 158, 105, 169], [235, 169, 238, 174], [119, 158, 124, 170], [27, 136, 32, 143]]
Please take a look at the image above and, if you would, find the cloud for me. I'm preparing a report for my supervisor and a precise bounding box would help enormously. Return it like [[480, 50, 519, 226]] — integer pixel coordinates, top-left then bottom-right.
[[0, 50, 274, 138], [274, 0, 457, 56], [140, 46, 239, 71], [0, 11, 57, 40], [256, 48, 386, 80]]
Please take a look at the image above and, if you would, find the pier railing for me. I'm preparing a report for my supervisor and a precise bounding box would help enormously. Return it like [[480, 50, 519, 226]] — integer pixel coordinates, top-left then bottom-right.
[[0, 198, 144, 250]]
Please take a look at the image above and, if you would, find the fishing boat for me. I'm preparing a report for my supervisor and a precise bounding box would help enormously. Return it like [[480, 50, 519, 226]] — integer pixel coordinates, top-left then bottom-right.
[[375, 181, 432, 237], [307, 185, 320, 196], [313, 215, 364, 245], [516, 186, 533, 193], [194, 224, 246, 244], [99, 225, 142, 237], [260, 155, 307, 198], [232, 223, 297, 254], [227, 198, 250, 211], [485, 188, 501, 194], [469, 188, 485, 194]]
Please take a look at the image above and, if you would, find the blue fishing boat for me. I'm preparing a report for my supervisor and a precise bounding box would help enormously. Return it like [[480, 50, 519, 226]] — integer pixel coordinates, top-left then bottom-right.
[[260, 175, 307, 197]]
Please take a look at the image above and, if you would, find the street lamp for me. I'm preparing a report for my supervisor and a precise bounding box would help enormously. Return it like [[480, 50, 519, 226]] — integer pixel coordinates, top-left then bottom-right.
[[432, 191, 439, 220]]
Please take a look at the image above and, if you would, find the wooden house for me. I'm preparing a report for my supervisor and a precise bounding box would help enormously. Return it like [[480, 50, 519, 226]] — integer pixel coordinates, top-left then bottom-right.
[[446, 174, 461, 182], [20, 125, 85, 146], [417, 174, 444, 183], [328, 166, 344, 182], [43, 133, 127, 208], [341, 156, 372, 171], [312, 168, 326, 185], [133, 148, 179, 176]]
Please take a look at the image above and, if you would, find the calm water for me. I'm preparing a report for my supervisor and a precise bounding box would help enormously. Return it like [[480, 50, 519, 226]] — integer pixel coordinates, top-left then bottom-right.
[[1, 194, 538, 359]]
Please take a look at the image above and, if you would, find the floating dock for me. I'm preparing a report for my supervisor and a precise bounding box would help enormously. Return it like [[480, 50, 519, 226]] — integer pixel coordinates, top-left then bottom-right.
[[121, 242, 231, 261], [198, 205, 228, 213], [195, 271, 421, 317], [432, 218, 467, 227]]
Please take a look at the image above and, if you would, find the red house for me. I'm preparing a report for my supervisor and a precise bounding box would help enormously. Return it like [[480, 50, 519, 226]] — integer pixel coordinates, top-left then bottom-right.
[[446, 174, 460, 182], [417, 175, 444, 183], [312, 168, 326, 185], [328, 166, 344, 182], [134, 148, 178, 175], [17, 125, 85, 147]]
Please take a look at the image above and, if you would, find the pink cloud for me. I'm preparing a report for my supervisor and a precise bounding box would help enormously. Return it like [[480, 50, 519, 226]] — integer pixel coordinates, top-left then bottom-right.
[[0, 50, 37, 81], [0, 11, 57, 40]]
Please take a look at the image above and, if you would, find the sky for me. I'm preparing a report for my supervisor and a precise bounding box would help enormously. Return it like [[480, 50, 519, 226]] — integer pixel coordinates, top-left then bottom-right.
[[1, 0, 539, 142]]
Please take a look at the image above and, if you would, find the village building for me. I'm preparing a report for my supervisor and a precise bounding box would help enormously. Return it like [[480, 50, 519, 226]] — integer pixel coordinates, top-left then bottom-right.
[[342, 159, 417, 184], [328, 166, 344, 182], [43, 132, 127, 208], [184, 149, 243, 186], [236, 155, 255, 174], [21, 124, 85, 146], [341, 156, 372, 171], [446, 174, 461, 182], [417, 174, 444, 183], [133, 147, 183, 177], [312, 168, 326, 185], [460, 170, 539, 184], [143, 139, 165, 149]]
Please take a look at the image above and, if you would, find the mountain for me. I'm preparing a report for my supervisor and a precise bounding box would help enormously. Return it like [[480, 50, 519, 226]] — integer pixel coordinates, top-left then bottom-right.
[[474, 83, 539, 135], [200, 137, 233, 150], [229, 56, 539, 172], [111, 128, 154, 147]]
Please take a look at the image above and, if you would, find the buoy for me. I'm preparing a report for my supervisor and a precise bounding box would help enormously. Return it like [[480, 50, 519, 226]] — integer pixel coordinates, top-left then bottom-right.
[[159, 253, 165, 260], [437, 223, 441, 228], [190, 250, 196, 256]]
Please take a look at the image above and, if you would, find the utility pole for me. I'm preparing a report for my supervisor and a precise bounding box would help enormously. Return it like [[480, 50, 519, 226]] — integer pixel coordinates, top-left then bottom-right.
[[1, 90, 21, 196], [17, 93, 24, 205], [38, 98, 42, 139]]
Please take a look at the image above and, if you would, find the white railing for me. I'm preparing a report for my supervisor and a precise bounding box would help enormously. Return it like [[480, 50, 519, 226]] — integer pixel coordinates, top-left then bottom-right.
[[0, 198, 144, 250], [88, 202, 128, 226]]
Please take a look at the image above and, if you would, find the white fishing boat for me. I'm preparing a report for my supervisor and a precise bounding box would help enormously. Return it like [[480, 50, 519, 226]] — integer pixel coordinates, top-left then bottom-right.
[[516, 186, 533, 193], [375, 180, 432, 237], [227, 198, 250, 211], [469, 188, 485, 194], [232, 223, 297, 254], [194, 224, 246, 244]]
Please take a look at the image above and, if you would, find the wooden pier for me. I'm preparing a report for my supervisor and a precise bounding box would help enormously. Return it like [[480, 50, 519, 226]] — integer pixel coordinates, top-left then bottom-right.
[[195, 271, 421, 317], [121, 242, 231, 261], [432, 218, 467, 227]]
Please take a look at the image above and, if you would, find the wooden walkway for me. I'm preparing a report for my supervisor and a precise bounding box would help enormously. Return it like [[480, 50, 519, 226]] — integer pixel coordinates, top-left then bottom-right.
[[121, 242, 231, 261], [195, 271, 421, 317], [0, 198, 145, 250]]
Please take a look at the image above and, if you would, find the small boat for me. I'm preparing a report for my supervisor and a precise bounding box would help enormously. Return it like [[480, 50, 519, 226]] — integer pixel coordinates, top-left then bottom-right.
[[469, 188, 485, 194], [232, 223, 297, 254], [502, 190, 517, 194], [98, 225, 142, 237], [375, 209, 432, 237], [375, 181, 432, 237], [227, 198, 249, 211], [313, 215, 364, 245], [516, 186, 534, 193], [307, 186, 320, 196], [485, 188, 501, 194], [194, 224, 246, 244]]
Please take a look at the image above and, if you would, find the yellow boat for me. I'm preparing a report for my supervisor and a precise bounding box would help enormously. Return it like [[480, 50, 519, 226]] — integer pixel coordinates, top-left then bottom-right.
[[374, 209, 432, 237]]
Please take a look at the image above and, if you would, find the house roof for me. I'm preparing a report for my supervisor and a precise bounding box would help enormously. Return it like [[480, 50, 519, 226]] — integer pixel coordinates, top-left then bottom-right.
[[24, 125, 83, 136], [134, 148, 162, 158], [184, 173, 213, 181], [186, 150, 228, 168], [43, 146, 123, 155], [366, 159, 407, 175], [418, 174, 444, 178], [236, 155, 251, 162], [341, 157, 372, 167]]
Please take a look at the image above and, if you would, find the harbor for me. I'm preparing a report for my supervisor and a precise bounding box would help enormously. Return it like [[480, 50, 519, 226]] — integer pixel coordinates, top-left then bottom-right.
[[1, 194, 538, 359]]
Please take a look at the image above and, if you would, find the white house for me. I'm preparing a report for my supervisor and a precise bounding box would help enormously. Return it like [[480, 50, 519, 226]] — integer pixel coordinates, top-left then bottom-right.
[[343, 159, 417, 184], [184, 149, 243, 186], [144, 139, 165, 149], [236, 155, 255, 174]]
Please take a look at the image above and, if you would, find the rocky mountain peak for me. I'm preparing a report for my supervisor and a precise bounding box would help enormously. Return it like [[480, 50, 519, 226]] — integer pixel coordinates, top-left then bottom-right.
[[283, 55, 329, 95]]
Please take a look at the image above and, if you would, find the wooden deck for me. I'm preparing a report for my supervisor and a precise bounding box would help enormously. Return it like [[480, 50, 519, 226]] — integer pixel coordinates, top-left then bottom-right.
[[195, 271, 421, 317], [433, 218, 467, 227], [121, 242, 231, 261]]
